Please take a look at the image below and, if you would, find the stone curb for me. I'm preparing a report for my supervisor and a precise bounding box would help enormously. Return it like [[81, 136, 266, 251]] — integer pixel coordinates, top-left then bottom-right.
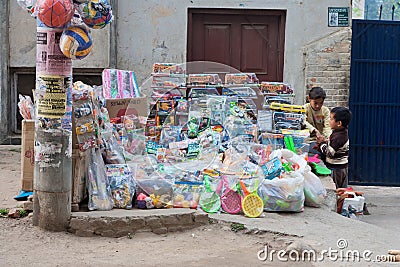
[[69, 209, 209, 237]]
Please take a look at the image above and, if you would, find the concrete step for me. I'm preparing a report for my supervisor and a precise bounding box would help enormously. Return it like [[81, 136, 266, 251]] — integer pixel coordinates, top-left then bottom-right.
[[69, 208, 209, 237]]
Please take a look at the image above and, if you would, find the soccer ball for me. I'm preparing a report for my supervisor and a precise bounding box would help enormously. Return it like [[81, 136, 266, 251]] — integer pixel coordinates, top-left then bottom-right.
[[59, 26, 93, 59], [37, 0, 75, 28], [80, 0, 113, 29]]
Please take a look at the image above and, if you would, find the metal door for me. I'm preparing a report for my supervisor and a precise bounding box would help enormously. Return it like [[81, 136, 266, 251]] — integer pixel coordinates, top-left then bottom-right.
[[349, 19, 400, 186]]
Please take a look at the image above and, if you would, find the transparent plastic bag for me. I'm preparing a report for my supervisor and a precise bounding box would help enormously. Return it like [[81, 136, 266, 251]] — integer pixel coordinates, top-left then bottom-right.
[[106, 164, 135, 209], [87, 148, 113, 211], [303, 166, 327, 207], [172, 181, 202, 209], [258, 172, 305, 212]]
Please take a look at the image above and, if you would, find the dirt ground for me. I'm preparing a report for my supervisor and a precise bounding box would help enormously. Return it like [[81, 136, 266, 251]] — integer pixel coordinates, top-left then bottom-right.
[[0, 146, 22, 209], [1, 146, 311, 266]]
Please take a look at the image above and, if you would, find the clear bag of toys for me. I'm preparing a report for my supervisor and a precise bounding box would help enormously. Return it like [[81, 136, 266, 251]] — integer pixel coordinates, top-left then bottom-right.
[[258, 171, 305, 212], [72, 81, 99, 151], [172, 181, 202, 209], [106, 164, 135, 209], [257, 149, 307, 212], [87, 148, 113, 211]]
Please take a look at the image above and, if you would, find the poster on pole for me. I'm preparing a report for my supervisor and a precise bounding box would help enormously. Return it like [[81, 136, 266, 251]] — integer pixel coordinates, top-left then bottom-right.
[[36, 27, 72, 76], [36, 75, 71, 119]]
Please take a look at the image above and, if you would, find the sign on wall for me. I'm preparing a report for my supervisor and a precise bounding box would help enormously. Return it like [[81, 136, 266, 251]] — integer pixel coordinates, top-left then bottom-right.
[[328, 7, 349, 27]]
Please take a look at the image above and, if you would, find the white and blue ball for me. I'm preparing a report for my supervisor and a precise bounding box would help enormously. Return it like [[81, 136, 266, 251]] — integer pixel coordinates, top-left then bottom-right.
[[60, 26, 93, 60]]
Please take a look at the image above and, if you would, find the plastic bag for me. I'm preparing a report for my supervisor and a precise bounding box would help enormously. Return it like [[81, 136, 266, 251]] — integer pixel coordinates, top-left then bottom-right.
[[106, 164, 135, 209], [303, 166, 327, 207], [18, 94, 35, 120], [87, 148, 113, 211], [258, 172, 305, 212], [172, 181, 202, 209], [258, 149, 306, 212]]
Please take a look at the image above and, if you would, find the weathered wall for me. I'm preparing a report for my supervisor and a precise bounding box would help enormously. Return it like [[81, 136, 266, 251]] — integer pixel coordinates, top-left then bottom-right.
[[3, 0, 352, 142], [116, 0, 352, 104], [8, 0, 351, 102], [303, 28, 352, 108], [9, 0, 110, 68]]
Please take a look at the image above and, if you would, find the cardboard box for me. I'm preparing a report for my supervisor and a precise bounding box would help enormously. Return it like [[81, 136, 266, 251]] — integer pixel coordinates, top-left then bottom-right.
[[21, 120, 35, 191], [106, 95, 148, 119]]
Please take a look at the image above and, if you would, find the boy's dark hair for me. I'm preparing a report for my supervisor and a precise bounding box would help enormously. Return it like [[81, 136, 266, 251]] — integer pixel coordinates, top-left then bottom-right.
[[331, 107, 352, 128], [308, 87, 326, 100]]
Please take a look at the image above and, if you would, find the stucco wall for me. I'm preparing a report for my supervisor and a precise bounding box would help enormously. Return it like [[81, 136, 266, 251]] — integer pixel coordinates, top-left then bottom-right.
[[116, 0, 352, 104], [9, 0, 110, 68]]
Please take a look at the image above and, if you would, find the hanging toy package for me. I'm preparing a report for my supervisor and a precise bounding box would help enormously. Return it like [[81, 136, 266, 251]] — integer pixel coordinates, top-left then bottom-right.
[[87, 148, 113, 211]]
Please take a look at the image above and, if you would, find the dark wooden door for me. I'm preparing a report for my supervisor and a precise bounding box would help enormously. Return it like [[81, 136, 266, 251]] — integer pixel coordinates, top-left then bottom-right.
[[187, 9, 286, 82]]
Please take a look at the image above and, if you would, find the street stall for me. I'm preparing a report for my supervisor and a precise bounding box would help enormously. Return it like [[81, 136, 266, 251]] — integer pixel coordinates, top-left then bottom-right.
[[14, 0, 342, 221], [64, 61, 331, 218]]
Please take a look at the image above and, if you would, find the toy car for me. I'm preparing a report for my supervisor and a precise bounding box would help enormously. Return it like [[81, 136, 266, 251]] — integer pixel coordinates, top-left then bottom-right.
[[270, 102, 306, 113], [275, 121, 301, 130]]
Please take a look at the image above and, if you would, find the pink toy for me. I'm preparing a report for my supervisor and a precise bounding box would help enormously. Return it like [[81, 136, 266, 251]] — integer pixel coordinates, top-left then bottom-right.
[[137, 193, 147, 201], [220, 176, 242, 214], [307, 154, 320, 163]]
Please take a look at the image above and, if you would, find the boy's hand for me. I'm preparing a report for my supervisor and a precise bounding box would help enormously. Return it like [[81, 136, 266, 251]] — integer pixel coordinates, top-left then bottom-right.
[[315, 130, 326, 143]]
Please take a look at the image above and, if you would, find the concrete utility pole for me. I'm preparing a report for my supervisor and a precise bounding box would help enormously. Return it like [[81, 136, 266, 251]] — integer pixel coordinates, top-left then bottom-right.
[[32, 20, 72, 231]]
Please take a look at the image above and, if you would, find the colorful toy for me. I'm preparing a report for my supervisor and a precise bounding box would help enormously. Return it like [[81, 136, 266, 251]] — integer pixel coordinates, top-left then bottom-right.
[[199, 176, 221, 213], [310, 162, 332, 176], [284, 136, 296, 153], [270, 102, 306, 114], [220, 176, 241, 214], [80, 0, 113, 29], [60, 26, 93, 59], [240, 179, 263, 218], [307, 154, 321, 163], [37, 0, 75, 28]]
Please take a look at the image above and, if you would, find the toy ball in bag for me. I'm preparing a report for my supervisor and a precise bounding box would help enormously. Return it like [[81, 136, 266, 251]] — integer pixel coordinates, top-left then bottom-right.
[[80, 0, 113, 29], [60, 26, 93, 59], [37, 0, 75, 28]]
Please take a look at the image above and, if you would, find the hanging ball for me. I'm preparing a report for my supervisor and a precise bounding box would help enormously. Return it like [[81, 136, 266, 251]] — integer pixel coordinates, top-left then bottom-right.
[[59, 26, 93, 59], [37, 0, 75, 28], [80, 0, 113, 29]]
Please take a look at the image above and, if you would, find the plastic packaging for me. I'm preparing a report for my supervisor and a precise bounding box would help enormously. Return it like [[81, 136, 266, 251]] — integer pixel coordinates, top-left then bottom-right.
[[303, 166, 327, 207], [87, 148, 113, 211]]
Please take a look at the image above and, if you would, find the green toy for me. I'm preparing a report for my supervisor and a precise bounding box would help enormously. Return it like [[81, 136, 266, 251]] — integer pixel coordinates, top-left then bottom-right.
[[310, 162, 332, 176]]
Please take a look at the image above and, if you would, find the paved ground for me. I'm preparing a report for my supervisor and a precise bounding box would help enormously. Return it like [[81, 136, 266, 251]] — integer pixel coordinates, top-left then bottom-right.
[[352, 185, 400, 233], [1, 145, 400, 266]]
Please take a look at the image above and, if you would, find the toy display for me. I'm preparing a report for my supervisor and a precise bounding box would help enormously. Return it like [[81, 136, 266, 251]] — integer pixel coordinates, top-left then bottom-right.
[[102, 69, 140, 99], [60, 26, 93, 60], [72, 81, 100, 151], [87, 148, 113, 211], [63, 65, 333, 217], [224, 73, 259, 85], [260, 82, 293, 95]]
